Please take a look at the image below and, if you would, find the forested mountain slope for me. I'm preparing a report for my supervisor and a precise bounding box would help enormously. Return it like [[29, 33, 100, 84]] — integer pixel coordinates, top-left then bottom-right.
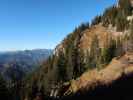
[[22, 0, 133, 100], [58, 52, 133, 96]]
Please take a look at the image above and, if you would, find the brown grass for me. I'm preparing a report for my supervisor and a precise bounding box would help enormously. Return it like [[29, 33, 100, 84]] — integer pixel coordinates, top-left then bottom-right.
[[63, 52, 133, 95]]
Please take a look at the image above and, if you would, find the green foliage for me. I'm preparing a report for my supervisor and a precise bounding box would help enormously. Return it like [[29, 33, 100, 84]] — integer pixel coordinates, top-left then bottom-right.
[[64, 23, 90, 79], [101, 39, 117, 64], [101, 48, 111, 64], [89, 34, 100, 68], [22, 1, 133, 98], [119, 0, 132, 16], [57, 53, 68, 82], [102, 0, 132, 29], [84, 51, 95, 70], [116, 12, 129, 31], [25, 22, 90, 94], [71, 47, 81, 79], [91, 15, 102, 26], [115, 37, 125, 56], [74, 23, 90, 34], [102, 6, 118, 27]]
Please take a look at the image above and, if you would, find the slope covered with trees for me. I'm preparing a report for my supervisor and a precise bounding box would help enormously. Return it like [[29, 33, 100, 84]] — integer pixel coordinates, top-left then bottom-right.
[[0, 49, 52, 100], [20, 0, 133, 100]]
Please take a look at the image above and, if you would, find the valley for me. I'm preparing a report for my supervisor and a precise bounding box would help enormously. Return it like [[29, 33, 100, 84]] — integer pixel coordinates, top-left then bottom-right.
[[0, 0, 133, 100]]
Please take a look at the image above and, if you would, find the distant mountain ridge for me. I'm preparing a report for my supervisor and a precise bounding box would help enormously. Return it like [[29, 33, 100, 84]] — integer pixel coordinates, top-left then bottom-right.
[[0, 49, 52, 81]]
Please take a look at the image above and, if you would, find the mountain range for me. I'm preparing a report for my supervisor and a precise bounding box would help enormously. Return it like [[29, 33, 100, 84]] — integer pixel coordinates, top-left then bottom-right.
[[0, 49, 52, 81], [0, 0, 133, 100]]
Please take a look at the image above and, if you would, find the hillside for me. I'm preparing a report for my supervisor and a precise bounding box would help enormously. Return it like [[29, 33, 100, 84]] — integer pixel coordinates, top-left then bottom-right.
[[58, 52, 133, 96], [22, 0, 133, 100]]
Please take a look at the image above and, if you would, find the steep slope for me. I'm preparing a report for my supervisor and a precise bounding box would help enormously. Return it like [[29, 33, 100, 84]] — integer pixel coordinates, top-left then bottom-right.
[[23, 0, 133, 99], [26, 24, 131, 99], [58, 52, 133, 96]]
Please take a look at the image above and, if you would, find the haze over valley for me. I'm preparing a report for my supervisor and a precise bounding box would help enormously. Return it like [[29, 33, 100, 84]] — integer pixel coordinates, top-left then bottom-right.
[[0, 0, 133, 100]]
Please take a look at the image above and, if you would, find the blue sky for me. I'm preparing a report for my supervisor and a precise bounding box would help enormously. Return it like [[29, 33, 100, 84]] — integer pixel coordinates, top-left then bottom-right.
[[0, 0, 117, 51]]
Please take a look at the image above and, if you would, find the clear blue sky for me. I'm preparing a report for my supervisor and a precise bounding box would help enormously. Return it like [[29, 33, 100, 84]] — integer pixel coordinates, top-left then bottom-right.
[[0, 0, 117, 51]]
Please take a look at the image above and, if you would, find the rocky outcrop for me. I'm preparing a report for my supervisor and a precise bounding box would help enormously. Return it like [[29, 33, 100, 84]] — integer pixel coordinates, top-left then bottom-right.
[[55, 24, 126, 56]]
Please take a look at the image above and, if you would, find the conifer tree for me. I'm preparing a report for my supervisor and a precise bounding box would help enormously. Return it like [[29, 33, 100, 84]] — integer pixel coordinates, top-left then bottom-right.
[[89, 34, 100, 68], [91, 15, 102, 26], [119, 0, 132, 16], [57, 53, 67, 83]]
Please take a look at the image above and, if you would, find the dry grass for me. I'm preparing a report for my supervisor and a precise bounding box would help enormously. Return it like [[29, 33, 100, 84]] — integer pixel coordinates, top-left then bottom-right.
[[79, 25, 112, 51], [64, 52, 133, 95]]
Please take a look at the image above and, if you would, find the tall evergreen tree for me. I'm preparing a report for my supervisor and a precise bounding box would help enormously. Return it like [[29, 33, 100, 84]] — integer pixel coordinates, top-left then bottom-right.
[[116, 12, 128, 31], [91, 15, 102, 26], [57, 53, 67, 83], [89, 34, 100, 68], [119, 0, 132, 16]]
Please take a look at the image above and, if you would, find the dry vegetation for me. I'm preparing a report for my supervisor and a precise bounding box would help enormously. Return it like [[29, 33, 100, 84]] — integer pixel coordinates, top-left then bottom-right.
[[79, 25, 112, 50], [62, 52, 133, 96]]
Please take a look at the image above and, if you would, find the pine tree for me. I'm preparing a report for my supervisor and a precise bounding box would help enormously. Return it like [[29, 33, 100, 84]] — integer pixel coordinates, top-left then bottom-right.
[[119, 0, 132, 16], [91, 15, 102, 26], [101, 40, 116, 65], [102, 6, 118, 27], [57, 53, 67, 83], [89, 34, 100, 68], [84, 50, 94, 70], [116, 12, 128, 31], [116, 37, 125, 56], [72, 46, 81, 79]]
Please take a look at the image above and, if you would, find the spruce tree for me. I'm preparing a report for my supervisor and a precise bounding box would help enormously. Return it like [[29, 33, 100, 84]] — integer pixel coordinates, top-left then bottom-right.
[[57, 53, 67, 83], [89, 34, 100, 68], [119, 0, 132, 16], [91, 15, 102, 26]]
